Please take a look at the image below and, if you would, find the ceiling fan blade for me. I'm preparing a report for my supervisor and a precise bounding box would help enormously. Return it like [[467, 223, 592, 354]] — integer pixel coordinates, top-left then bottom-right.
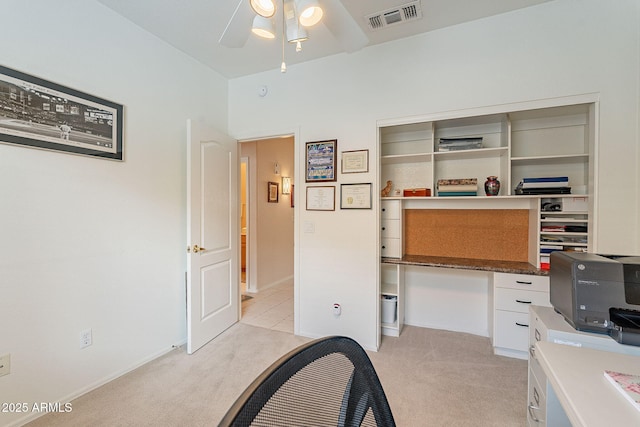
[[321, 0, 369, 53], [219, 0, 254, 48]]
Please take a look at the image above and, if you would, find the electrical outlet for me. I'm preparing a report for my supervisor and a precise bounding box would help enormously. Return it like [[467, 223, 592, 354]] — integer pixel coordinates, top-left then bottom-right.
[[80, 329, 92, 349], [0, 353, 10, 377]]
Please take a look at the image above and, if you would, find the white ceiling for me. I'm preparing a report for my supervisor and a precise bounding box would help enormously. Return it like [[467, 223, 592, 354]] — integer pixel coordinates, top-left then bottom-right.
[[97, 0, 551, 78]]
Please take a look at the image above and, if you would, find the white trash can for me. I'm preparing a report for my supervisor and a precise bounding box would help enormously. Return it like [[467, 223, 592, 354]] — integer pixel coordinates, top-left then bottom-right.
[[381, 295, 397, 324]]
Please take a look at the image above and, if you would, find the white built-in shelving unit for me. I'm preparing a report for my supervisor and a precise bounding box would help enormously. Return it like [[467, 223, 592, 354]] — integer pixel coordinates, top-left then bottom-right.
[[378, 97, 597, 338]]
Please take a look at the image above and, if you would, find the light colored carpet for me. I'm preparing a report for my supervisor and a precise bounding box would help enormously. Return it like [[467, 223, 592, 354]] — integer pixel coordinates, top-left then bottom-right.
[[26, 324, 527, 426]]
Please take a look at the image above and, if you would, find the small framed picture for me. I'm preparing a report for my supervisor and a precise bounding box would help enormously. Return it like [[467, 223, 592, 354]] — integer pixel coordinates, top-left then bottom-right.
[[268, 181, 279, 203], [341, 149, 369, 174], [306, 186, 335, 211], [341, 183, 372, 209], [306, 139, 337, 182]]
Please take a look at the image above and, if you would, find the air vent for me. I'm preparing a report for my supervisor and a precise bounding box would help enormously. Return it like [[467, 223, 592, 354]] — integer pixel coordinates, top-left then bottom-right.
[[366, 1, 423, 31]]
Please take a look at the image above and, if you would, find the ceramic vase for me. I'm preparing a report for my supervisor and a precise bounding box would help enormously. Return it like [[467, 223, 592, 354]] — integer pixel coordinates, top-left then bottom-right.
[[484, 176, 500, 196]]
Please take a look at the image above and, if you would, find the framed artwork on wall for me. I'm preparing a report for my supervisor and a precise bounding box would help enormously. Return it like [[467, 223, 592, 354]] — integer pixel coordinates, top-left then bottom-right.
[[268, 181, 279, 203], [341, 149, 369, 174], [341, 183, 372, 209], [0, 65, 124, 160], [305, 139, 337, 182], [306, 186, 335, 211]]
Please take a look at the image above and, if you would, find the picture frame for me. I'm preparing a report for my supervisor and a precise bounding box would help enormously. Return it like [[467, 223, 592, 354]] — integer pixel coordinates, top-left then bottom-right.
[[268, 181, 279, 203], [306, 186, 335, 211], [341, 149, 369, 174], [0, 65, 124, 161], [305, 139, 337, 182], [341, 183, 372, 209]]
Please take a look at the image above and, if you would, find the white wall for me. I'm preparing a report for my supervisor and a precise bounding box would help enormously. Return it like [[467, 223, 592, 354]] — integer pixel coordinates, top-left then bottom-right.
[[0, 1, 227, 425], [228, 0, 640, 350]]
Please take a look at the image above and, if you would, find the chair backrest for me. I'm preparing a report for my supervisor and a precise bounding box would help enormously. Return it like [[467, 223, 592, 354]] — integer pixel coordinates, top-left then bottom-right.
[[218, 336, 396, 427]]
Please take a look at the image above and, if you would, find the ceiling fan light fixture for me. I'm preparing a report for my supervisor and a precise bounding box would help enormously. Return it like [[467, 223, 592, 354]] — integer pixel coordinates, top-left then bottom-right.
[[286, 25, 308, 44], [251, 15, 276, 39], [296, 0, 323, 27], [250, 0, 276, 18]]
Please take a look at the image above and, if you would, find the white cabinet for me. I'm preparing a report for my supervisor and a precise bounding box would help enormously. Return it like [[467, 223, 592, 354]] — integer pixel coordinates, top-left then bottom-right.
[[492, 273, 550, 359], [527, 305, 640, 426], [380, 199, 402, 258]]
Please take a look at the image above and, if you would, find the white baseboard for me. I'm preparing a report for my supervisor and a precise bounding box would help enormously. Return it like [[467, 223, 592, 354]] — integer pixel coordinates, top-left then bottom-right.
[[9, 341, 186, 427]]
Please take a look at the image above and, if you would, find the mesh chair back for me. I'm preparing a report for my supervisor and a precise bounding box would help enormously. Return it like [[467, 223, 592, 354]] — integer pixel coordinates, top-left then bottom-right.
[[219, 336, 396, 427]]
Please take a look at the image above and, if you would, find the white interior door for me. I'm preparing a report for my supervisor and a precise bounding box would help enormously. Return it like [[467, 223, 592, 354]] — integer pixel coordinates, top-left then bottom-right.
[[186, 119, 238, 354]]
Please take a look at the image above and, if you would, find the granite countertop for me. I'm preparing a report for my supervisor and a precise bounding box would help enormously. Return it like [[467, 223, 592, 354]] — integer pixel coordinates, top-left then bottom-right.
[[382, 254, 548, 276]]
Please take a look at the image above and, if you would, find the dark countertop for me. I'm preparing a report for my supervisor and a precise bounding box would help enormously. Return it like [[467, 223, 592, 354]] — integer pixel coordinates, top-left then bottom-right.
[[382, 254, 548, 276]]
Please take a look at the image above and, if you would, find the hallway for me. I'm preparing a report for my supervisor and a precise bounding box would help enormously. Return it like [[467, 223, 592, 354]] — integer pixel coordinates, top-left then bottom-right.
[[240, 279, 294, 333]]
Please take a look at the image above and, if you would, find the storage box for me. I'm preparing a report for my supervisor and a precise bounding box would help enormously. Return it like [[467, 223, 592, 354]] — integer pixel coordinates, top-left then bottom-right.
[[562, 196, 588, 212], [403, 188, 431, 197]]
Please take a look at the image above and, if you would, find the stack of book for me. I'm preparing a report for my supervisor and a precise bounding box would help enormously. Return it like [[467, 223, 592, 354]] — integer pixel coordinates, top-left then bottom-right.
[[438, 137, 483, 152], [515, 176, 571, 195], [437, 178, 478, 196]]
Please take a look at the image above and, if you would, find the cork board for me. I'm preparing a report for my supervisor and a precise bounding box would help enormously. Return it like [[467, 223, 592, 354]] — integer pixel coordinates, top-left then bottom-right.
[[404, 209, 529, 262]]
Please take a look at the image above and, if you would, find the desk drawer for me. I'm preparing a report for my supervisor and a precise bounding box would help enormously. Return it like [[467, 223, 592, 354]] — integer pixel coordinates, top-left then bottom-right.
[[494, 310, 530, 352], [528, 367, 547, 425], [381, 200, 401, 220], [381, 238, 401, 258], [495, 288, 550, 313], [494, 272, 549, 292], [381, 219, 400, 239]]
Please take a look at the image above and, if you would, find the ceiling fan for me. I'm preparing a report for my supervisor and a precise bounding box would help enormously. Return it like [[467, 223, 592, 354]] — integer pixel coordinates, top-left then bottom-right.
[[219, 0, 369, 71]]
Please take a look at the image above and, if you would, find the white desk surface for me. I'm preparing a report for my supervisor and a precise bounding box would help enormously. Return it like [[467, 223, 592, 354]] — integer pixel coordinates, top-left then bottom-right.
[[536, 341, 640, 427]]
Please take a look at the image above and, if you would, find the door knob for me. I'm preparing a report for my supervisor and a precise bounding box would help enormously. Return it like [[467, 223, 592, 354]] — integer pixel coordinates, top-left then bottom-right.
[[192, 244, 206, 253]]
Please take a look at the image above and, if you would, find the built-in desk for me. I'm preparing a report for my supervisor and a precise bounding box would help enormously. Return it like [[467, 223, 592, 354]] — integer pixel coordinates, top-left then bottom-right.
[[382, 255, 547, 276], [381, 256, 550, 358], [535, 341, 640, 426]]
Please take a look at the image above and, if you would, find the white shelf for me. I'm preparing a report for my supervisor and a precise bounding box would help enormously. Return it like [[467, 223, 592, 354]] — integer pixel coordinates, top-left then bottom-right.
[[381, 281, 398, 296], [381, 152, 431, 165], [511, 153, 589, 164]]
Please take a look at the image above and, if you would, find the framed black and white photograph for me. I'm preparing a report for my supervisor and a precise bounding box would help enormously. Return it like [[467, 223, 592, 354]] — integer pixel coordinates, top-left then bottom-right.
[[306, 186, 335, 211], [341, 149, 369, 174], [305, 139, 337, 182], [0, 65, 123, 160], [268, 181, 279, 203], [340, 183, 372, 209]]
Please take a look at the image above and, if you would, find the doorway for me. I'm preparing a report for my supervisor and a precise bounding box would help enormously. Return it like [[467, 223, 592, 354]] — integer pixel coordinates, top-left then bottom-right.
[[238, 136, 295, 333], [240, 157, 250, 295]]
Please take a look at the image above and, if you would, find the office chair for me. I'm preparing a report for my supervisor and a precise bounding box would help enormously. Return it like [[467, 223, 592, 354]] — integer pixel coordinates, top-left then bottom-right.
[[218, 336, 396, 427]]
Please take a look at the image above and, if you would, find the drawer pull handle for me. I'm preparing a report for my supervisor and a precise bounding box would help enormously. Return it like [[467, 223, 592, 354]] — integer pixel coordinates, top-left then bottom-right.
[[515, 322, 529, 328], [516, 299, 532, 304], [529, 345, 536, 359], [528, 403, 540, 423], [516, 280, 533, 285]]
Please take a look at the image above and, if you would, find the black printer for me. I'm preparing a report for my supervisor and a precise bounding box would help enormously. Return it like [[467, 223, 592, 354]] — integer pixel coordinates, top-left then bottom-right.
[[549, 251, 640, 346]]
